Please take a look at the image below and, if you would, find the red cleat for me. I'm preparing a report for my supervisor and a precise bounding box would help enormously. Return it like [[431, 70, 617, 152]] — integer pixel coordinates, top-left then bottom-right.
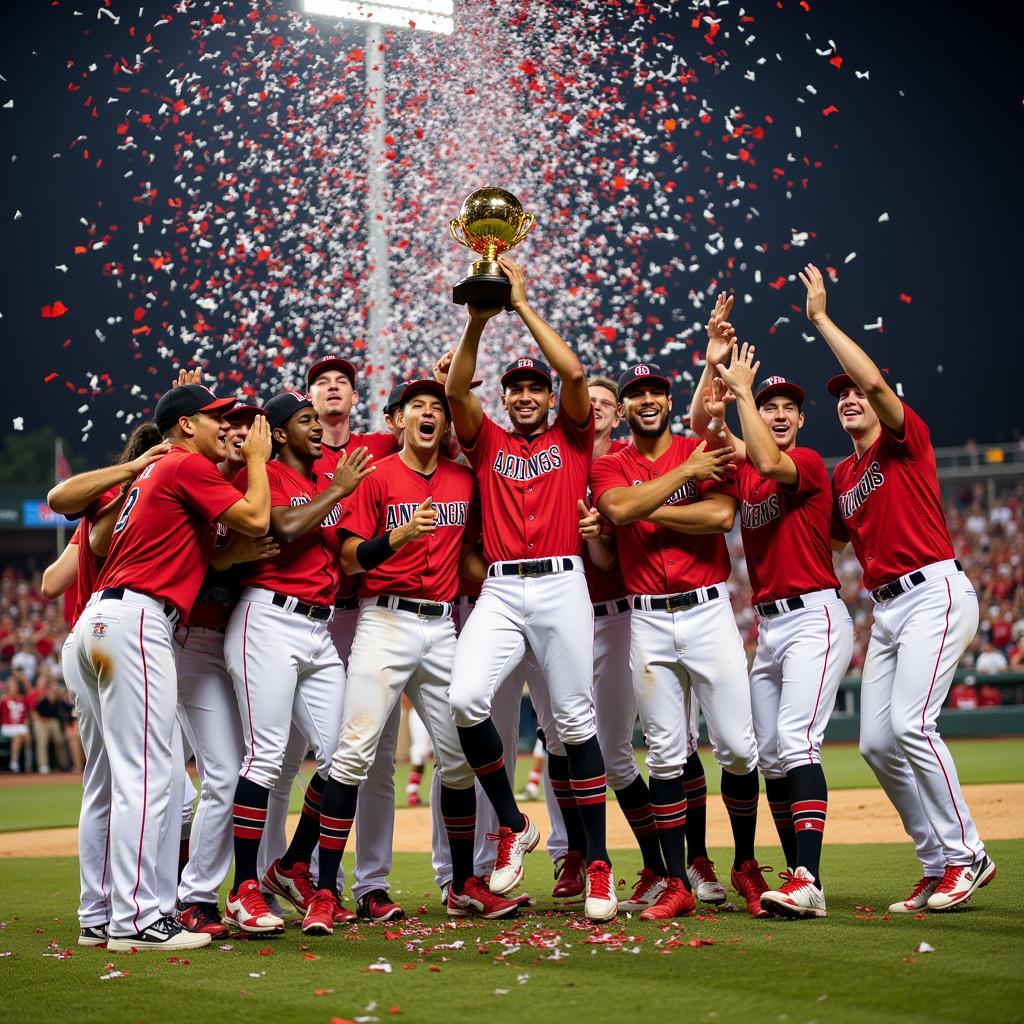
[[552, 851, 586, 898], [302, 888, 337, 936], [731, 859, 772, 919], [447, 877, 520, 919], [639, 877, 696, 920]]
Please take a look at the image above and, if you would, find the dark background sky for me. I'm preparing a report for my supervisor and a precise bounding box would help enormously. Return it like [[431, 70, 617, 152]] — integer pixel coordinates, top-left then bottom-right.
[[3, 0, 1021, 467]]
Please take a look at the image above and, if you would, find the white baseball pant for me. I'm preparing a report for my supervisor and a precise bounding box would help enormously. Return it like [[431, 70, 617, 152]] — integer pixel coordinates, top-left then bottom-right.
[[75, 590, 181, 936], [174, 625, 244, 905], [630, 589, 758, 780], [858, 566, 983, 869], [592, 604, 640, 791], [749, 592, 854, 777]]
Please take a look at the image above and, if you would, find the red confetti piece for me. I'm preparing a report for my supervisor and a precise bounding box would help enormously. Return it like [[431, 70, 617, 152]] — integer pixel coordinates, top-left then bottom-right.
[[899, 293, 913, 303], [822, 104, 839, 116], [41, 300, 69, 318]]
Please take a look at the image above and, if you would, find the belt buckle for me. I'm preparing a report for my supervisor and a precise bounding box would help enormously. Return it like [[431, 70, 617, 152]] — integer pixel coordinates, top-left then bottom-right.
[[306, 604, 321, 621]]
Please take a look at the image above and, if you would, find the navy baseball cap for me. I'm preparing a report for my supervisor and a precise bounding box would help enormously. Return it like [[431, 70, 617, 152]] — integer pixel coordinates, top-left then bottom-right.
[[754, 376, 806, 408], [264, 391, 314, 430], [154, 385, 236, 434], [224, 403, 263, 423], [384, 381, 409, 415], [826, 373, 857, 398], [617, 363, 672, 400], [501, 356, 552, 389], [306, 355, 356, 389], [397, 378, 451, 418]]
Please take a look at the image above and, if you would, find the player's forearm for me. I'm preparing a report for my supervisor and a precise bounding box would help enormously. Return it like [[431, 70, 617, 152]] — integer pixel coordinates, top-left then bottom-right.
[[597, 465, 695, 526], [269, 487, 336, 544], [47, 464, 137, 516], [228, 462, 271, 537], [41, 543, 78, 599], [688, 363, 715, 436], [647, 497, 735, 535], [459, 545, 487, 582], [586, 535, 617, 572], [811, 313, 886, 395], [447, 320, 485, 398], [733, 392, 790, 482], [515, 302, 587, 399], [88, 497, 125, 556]]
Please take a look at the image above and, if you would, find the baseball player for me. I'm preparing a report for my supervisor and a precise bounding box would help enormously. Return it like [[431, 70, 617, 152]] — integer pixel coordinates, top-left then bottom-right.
[[445, 257, 617, 922], [72, 384, 271, 951], [591, 363, 764, 920], [259, 357, 403, 923], [289, 378, 519, 933], [224, 391, 372, 934], [697, 338, 855, 917], [800, 263, 994, 912]]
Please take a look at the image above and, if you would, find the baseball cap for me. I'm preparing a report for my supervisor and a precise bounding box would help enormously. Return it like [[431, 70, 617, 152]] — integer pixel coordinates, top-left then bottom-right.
[[501, 356, 552, 389], [264, 391, 314, 430], [617, 362, 672, 400], [754, 376, 806, 408], [224, 403, 263, 423], [396, 378, 451, 418], [825, 373, 857, 398], [306, 356, 356, 389], [384, 381, 409, 415], [154, 385, 237, 434]]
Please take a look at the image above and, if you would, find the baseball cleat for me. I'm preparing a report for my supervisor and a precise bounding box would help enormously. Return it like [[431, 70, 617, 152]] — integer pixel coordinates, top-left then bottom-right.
[[584, 860, 618, 922], [686, 856, 727, 904], [78, 923, 108, 947], [639, 877, 696, 921], [552, 851, 586, 898], [731, 859, 772, 919], [357, 889, 405, 922], [301, 889, 338, 936], [262, 858, 317, 914], [407, 792, 422, 807], [761, 867, 827, 919], [447, 877, 521, 919], [488, 815, 540, 895], [888, 875, 941, 913], [926, 856, 997, 912], [225, 879, 285, 934], [333, 897, 358, 924], [619, 868, 668, 912], [107, 915, 212, 952], [439, 882, 451, 907], [176, 901, 229, 939]]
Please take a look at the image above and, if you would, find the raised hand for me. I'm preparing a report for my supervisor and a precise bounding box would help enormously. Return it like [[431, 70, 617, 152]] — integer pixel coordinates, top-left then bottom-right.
[[496, 256, 528, 309], [127, 441, 172, 475], [716, 342, 760, 396], [683, 439, 736, 482], [241, 415, 272, 464], [702, 375, 736, 422], [577, 498, 603, 541], [798, 263, 827, 323], [172, 368, 204, 388], [705, 292, 737, 369], [433, 350, 454, 384], [332, 446, 375, 497]]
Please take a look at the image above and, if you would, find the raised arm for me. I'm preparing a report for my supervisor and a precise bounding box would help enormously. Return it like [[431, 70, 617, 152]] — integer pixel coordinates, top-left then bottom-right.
[[41, 542, 79, 599], [595, 442, 735, 526], [647, 492, 737, 535], [689, 292, 738, 436], [800, 262, 904, 431], [47, 443, 170, 516], [218, 417, 273, 538], [716, 342, 797, 485], [447, 311, 499, 442], [499, 257, 589, 424]]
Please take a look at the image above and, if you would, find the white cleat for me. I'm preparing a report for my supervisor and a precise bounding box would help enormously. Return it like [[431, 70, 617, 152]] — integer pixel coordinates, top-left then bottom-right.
[[761, 867, 827, 919], [888, 876, 940, 914], [584, 860, 618, 922], [225, 879, 285, 934], [619, 868, 668, 912], [107, 915, 212, 951], [926, 857, 996, 912], [488, 815, 540, 895], [686, 856, 727, 904]]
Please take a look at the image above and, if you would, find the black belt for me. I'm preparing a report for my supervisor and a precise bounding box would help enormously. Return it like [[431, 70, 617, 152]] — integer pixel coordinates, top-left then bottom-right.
[[632, 586, 720, 612], [594, 598, 630, 617], [755, 589, 841, 619], [871, 560, 961, 604], [376, 596, 451, 618], [98, 588, 178, 621], [334, 596, 360, 611], [488, 558, 575, 578], [271, 592, 332, 621]]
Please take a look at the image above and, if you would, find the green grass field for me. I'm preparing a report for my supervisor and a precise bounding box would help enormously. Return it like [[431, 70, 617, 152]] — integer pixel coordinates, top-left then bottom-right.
[[0, 842, 1020, 1024], [2, 738, 1021, 833]]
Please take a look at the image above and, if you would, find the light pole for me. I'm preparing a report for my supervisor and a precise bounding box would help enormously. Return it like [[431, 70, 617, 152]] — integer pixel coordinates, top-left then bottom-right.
[[303, 0, 454, 426]]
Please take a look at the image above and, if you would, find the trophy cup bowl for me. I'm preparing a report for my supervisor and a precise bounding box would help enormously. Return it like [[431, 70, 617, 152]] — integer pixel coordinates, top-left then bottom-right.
[[450, 187, 536, 311]]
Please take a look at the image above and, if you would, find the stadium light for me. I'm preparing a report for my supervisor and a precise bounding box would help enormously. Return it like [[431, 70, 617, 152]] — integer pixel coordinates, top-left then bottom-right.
[[304, 1, 455, 425]]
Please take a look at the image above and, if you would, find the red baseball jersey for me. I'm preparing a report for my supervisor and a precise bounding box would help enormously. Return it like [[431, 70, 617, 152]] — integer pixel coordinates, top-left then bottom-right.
[[69, 486, 122, 628], [590, 435, 736, 596], [460, 405, 595, 564], [830, 402, 954, 592], [96, 448, 243, 617], [1, 695, 27, 727], [736, 449, 840, 605], [340, 454, 476, 603], [236, 460, 342, 605], [584, 439, 629, 604], [183, 524, 244, 630]]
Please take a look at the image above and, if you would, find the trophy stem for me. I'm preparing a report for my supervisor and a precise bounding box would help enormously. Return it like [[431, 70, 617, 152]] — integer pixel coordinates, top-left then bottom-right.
[[470, 258, 503, 277]]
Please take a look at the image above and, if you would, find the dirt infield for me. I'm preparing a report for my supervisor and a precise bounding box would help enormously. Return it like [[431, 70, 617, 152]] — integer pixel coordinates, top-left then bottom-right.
[[1, 782, 1020, 857]]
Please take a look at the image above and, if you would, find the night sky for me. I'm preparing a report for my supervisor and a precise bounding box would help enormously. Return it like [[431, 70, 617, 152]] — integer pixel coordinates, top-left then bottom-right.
[[3, 0, 1021, 466]]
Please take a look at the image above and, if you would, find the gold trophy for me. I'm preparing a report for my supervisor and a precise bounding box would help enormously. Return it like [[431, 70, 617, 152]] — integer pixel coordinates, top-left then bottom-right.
[[450, 187, 536, 311]]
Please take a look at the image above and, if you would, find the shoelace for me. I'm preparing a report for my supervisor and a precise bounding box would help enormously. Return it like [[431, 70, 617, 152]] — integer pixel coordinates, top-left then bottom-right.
[[907, 876, 940, 901], [776, 871, 813, 895], [934, 865, 966, 894], [309, 890, 337, 918], [689, 858, 718, 883], [487, 828, 516, 867], [240, 886, 271, 913], [588, 864, 613, 900], [289, 863, 317, 902], [629, 871, 658, 900], [735, 863, 772, 894]]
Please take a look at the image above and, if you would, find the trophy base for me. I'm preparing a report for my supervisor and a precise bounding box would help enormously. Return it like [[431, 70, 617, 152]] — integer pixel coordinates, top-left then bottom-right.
[[453, 273, 512, 313]]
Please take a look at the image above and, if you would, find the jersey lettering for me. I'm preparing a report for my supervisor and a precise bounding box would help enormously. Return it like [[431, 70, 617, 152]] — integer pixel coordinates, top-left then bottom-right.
[[838, 460, 885, 520], [741, 494, 781, 529], [492, 445, 563, 482], [384, 500, 469, 531], [113, 487, 139, 534], [289, 494, 341, 528], [632, 478, 697, 506]]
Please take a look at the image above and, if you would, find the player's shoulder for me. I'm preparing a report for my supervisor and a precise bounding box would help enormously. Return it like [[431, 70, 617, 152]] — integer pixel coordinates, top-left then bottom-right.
[[438, 455, 475, 482], [608, 438, 631, 455]]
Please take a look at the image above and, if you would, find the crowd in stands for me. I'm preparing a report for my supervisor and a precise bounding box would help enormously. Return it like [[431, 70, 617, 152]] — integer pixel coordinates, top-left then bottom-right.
[[1, 485, 1020, 772]]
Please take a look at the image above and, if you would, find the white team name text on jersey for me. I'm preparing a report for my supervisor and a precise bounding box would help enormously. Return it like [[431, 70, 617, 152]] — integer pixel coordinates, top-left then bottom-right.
[[633, 478, 697, 505], [492, 445, 563, 481], [838, 460, 885, 519], [385, 501, 470, 530], [741, 495, 781, 529]]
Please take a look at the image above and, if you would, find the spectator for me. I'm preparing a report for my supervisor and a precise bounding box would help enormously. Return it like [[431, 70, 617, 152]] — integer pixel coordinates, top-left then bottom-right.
[[58, 684, 83, 773], [975, 641, 1009, 676], [1, 675, 29, 772], [978, 680, 1003, 708], [11, 641, 38, 682], [948, 676, 980, 710], [30, 674, 69, 774]]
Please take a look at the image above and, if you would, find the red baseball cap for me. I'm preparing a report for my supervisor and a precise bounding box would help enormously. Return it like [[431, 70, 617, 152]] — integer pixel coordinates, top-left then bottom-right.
[[306, 356, 356, 389], [754, 376, 806, 408], [826, 373, 857, 398]]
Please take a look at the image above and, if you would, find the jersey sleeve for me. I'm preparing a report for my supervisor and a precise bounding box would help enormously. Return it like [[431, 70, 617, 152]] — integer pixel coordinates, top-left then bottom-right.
[[556, 401, 596, 453], [590, 452, 629, 508], [881, 401, 930, 457], [459, 411, 499, 467], [265, 465, 295, 508], [172, 454, 246, 522], [339, 471, 384, 541], [363, 432, 400, 460], [787, 447, 829, 498]]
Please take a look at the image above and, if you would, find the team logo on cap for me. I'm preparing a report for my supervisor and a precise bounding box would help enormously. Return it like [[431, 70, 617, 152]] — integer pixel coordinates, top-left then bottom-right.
[[762, 376, 787, 387], [633, 365, 650, 376], [517, 358, 534, 369], [284, 389, 308, 400]]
